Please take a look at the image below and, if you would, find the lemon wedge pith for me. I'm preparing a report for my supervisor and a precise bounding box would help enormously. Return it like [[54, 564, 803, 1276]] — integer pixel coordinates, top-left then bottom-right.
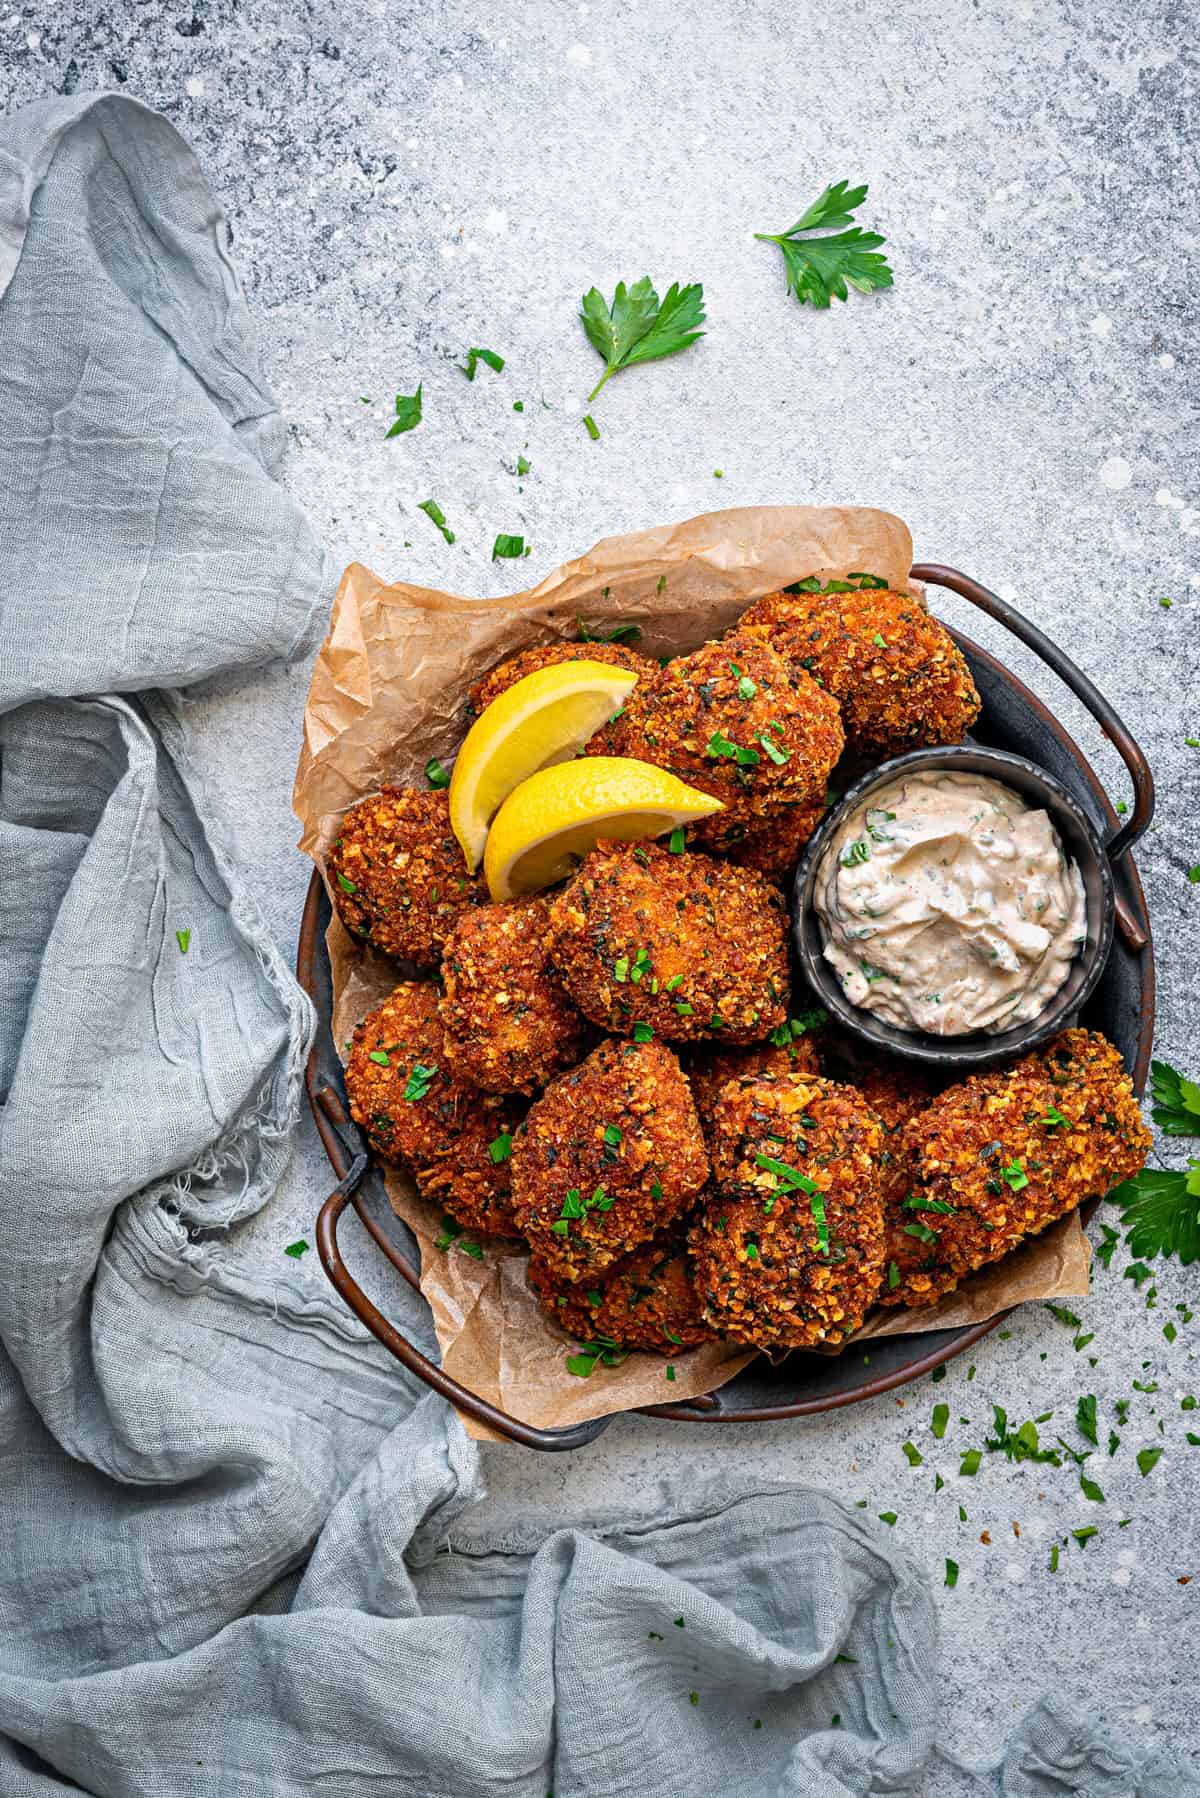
[[449, 660, 639, 870], [483, 757, 723, 902]]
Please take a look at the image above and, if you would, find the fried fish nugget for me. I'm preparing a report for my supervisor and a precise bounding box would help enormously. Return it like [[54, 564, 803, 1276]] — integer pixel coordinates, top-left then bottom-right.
[[714, 799, 827, 884], [687, 1035, 821, 1151], [693, 1073, 886, 1349], [344, 981, 522, 1237], [880, 1028, 1150, 1309], [590, 630, 843, 834], [526, 1215, 714, 1352], [327, 787, 484, 966], [511, 1039, 709, 1282], [742, 587, 979, 758], [439, 898, 587, 1094], [545, 840, 789, 1045], [468, 639, 656, 717]]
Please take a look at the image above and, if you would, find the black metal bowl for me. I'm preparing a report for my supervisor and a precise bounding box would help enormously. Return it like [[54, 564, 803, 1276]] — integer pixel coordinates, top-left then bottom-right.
[[792, 744, 1117, 1069], [302, 563, 1156, 1450]]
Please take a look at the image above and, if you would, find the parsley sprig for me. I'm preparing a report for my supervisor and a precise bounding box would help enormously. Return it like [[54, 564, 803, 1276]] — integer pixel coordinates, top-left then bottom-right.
[[1111, 1162, 1200, 1265], [1151, 1060, 1200, 1135], [579, 277, 706, 404], [755, 181, 893, 310]]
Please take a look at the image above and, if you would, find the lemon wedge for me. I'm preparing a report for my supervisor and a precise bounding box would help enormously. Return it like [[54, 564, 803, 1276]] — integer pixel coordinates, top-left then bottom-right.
[[483, 757, 724, 901], [449, 660, 640, 870]]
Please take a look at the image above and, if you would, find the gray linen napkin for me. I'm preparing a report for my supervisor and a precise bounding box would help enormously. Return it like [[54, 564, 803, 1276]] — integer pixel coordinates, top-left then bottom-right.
[[0, 92, 1194, 1798]]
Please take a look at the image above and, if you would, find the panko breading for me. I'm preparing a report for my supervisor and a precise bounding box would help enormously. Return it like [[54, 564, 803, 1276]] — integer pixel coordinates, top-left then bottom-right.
[[467, 639, 656, 718], [546, 840, 790, 1045], [439, 898, 588, 1094], [713, 799, 826, 884], [742, 587, 979, 758], [590, 630, 843, 837], [693, 1073, 886, 1349], [510, 1039, 709, 1282], [687, 1034, 822, 1151], [328, 788, 484, 966], [343, 981, 522, 1237], [880, 1028, 1151, 1309], [526, 1215, 714, 1352]]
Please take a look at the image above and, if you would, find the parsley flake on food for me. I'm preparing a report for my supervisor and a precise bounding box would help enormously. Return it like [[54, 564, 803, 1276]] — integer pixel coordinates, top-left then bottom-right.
[[488, 1133, 513, 1164], [386, 384, 422, 436], [403, 1063, 438, 1103], [459, 347, 504, 381], [425, 757, 450, 789], [754, 180, 893, 310], [418, 498, 455, 545], [579, 277, 706, 404]]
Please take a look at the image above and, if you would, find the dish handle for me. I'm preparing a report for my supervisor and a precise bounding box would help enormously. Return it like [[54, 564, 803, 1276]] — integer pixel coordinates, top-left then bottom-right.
[[911, 564, 1154, 868]]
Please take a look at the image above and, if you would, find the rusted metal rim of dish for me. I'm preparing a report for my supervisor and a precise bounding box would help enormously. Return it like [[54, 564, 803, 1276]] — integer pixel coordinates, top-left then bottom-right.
[[302, 566, 1156, 1448]]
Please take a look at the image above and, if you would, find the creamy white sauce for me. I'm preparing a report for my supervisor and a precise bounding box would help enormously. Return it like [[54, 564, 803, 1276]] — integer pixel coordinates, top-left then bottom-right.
[[814, 769, 1087, 1036]]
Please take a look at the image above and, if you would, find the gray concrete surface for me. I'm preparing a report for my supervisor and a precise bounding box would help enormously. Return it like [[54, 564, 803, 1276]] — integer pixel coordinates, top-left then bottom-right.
[[3, 1, 1198, 1785]]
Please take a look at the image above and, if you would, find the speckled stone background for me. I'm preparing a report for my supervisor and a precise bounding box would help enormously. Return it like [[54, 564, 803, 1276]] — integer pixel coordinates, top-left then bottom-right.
[[3, 2, 1197, 1785]]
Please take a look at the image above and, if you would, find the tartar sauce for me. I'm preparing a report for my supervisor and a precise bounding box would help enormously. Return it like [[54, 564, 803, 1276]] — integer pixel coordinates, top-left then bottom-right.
[[814, 769, 1087, 1036]]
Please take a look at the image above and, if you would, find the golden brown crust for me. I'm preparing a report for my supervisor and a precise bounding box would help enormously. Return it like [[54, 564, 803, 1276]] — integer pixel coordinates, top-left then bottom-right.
[[587, 630, 844, 833], [545, 840, 790, 1046], [343, 981, 522, 1237], [510, 1039, 710, 1282], [526, 1214, 714, 1352], [468, 640, 656, 717], [712, 800, 827, 884], [439, 898, 588, 1094], [327, 788, 484, 966], [742, 588, 979, 758], [687, 1036, 822, 1150], [880, 1028, 1151, 1309], [693, 1073, 886, 1348]]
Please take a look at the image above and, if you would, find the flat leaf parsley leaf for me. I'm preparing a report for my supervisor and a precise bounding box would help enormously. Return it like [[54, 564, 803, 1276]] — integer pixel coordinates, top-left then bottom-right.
[[1111, 1162, 1200, 1265], [459, 347, 504, 380], [579, 277, 706, 404], [755, 180, 893, 310], [1150, 1060, 1200, 1136]]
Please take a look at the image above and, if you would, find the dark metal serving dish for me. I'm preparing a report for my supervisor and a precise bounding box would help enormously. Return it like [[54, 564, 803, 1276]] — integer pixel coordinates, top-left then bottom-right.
[[299, 565, 1156, 1451]]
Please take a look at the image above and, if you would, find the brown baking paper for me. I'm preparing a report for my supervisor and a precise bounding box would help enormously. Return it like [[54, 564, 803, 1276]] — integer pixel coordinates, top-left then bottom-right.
[[294, 505, 1092, 1438]]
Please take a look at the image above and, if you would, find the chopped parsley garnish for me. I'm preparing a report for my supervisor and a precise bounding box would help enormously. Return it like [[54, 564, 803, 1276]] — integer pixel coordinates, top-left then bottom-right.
[[577, 617, 644, 645], [579, 277, 706, 403], [488, 1133, 513, 1164], [458, 346, 504, 380], [603, 1124, 623, 1149], [283, 1239, 308, 1259], [871, 631, 887, 648], [632, 1022, 654, 1043], [878, 1511, 897, 1526], [516, 455, 530, 476], [865, 808, 896, 842], [839, 839, 871, 867], [403, 1063, 437, 1102], [1071, 1527, 1098, 1549], [1080, 1472, 1105, 1504], [902, 1219, 938, 1246], [1150, 1060, 1200, 1135], [565, 1335, 627, 1377], [1001, 1158, 1029, 1192], [613, 956, 629, 982], [425, 756, 450, 789], [1136, 1445, 1163, 1477], [336, 872, 357, 895], [418, 498, 455, 544], [493, 533, 526, 560], [666, 1364, 676, 1381], [734, 669, 758, 699], [759, 732, 790, 765], [386, 384, 422, 436], [1076, 1394, 1098, 1446], [368, 1049, 390, 1066], [583, 413, 600, 439], [705, 730, 760, 766], [902, 1195, 957, 1215], [754, 180, 892, 310], [944, 1558, 959, 1589], [932, 1403, 949, 1440], [1043, 1106, 1069, 1128], [959, 1449, 982, 1477], [175, 928, 191, 954], [886, 1261, 901, 1290], [901, 1441, 922, 1467], [668, 827, 687, 853]]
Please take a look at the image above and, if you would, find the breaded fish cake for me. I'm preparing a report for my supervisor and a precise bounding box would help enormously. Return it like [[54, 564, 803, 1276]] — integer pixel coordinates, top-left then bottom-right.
[[439, 898, 588, 1094], [526, 1215, 714, 1352], [687, 1034, 822, 1150], [511, 1039, 709, 1282], [693, 1073, 886, 1349], [468, 639, 655, 717], [344, 981, 522, 1237], [546, 840, 789, 1045], [714, 799, 826, 884], [742, 587, 979, 757], [327, 788, 484, 966], [880, 1028, 1150, 1309], [590, 630, 843, 835]]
